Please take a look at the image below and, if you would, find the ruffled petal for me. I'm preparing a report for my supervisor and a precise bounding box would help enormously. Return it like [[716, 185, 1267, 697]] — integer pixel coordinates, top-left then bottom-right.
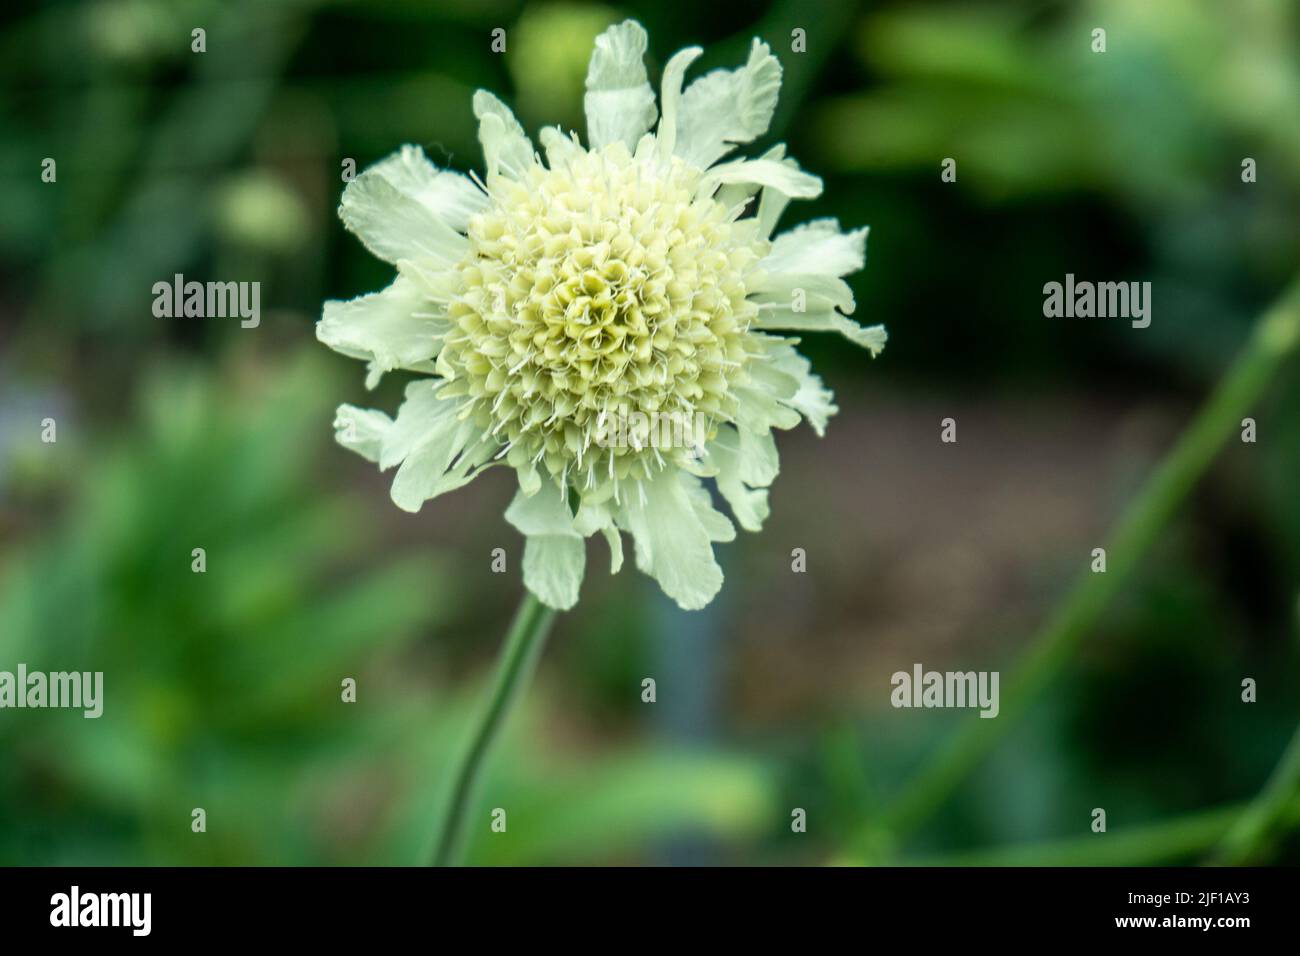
[[396, 258, 461, 304], [389, 427, 491, 512], [505, 485, 578, 536], [682, 474, 736, 543], [763, 218, 868, 276], [753, 307, 887, 354], [655, 45, 703, 158], [378, 380, 450, 469], [522, 535, 586, 610], [584, 20, 657, 152], [574, 499, 624, 573], [754, 146, 800, 235], [380, 381, 494, 512], [707, 424, 779, 532], [363, 144, 488, 231], [756, 219, 886, 353], [675, 39, 782, 170], [620, 470, 725, 610], [338, 146, 475, 266], [732, 349, 803, 433], [506, 487, 586, 610], [750, 272, 857, 315], [332, 405, 392, 463], [473, 91, 536, 180], [316, 275, 450, 388], [714, 143, 784, 213], [699, 156, 821, 202], [538, 126, 584, 170], [763, 338, 839, 436]]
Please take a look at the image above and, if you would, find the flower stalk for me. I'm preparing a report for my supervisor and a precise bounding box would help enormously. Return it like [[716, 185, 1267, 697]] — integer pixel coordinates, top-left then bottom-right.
[[857, 274, 1300, 856], [430, 592, 557, 866], [1214, 720, 1300, 864]]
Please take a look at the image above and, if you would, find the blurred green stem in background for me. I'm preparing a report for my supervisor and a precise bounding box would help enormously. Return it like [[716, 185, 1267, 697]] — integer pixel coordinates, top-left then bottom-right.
[[430, 592, 557, 866], [1214, 720, 1300, 865], [910, 793, 1300, 867], [857, 274, 1300, 859]]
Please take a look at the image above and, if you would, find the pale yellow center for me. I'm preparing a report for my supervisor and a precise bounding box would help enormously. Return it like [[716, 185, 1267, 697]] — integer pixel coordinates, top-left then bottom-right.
[[443, 145, 766, 485]]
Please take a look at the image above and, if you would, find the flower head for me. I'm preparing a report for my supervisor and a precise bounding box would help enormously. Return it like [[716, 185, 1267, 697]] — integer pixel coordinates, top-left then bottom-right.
[[318, 20, 885, 610]]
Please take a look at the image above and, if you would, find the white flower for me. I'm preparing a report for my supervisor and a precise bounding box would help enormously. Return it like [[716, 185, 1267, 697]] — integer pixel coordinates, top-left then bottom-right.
[[318, 20, 885, 611]]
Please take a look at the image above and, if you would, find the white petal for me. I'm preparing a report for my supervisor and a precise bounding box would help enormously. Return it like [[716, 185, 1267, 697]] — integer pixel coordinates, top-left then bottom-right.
[[682, 475, 736, 543], [538, 126, 585, 169], [574, 499, 624, 573], [338, 147, 474, 266], [714, 143, 784, 213], [507, 487, 586, 610], [754, 306, 887, 355], [390, 426, 491, 512], [755, 220, 884, 351], [332, 405, 391, 463], [750, 272, 856, 314], [599, 525, 623, 574], [764, 218, 868, 277], [699, 157, 821, 202], [754, 148, 803, 235], [655, 46, 703, 159], [473, 91, 536, 180], [707, 424, 778, 532], [733, 355, 803, 433], [621, 471, 724, 611], [516, 461, 542, 497], [365, 144, 488, 232], [379, 380, 451, 469], [584, 20, 656, 152], [522, 535, 586, 610], [379, 381, 493, 512], [675, 39, 782, 169], [764, 339, 839, 436], [505, 485, 580, 538], [316, 275, 449, 387], [704, 146, 803, 235]]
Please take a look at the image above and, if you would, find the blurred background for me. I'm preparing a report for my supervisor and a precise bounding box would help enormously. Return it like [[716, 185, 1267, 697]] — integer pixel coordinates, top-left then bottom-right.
[[2, 0, 1299, 865]]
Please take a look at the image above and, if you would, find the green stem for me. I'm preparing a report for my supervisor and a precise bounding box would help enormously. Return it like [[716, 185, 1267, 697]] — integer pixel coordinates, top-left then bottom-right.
[[1215, 721, 1300, 864], [863, 276, 1300, 852], [909, 803, 1246, 867], [430, 591, 557, 866], [899, 743, 1300, 868], [906, 738, 1300, 867]]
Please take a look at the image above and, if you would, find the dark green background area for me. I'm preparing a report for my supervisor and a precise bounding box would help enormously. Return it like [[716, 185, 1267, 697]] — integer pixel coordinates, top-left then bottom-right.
[[1, 0, 1298, 865]]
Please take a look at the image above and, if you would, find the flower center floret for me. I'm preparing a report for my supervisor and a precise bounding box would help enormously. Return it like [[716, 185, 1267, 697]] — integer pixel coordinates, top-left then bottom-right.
[[443, 144, 765, 490]]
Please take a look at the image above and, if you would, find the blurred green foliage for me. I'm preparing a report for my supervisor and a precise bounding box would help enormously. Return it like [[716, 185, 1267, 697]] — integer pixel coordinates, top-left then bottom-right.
[[812, 0, 1300, 378], [0, 352, 774, 863], [1, 0, 1298, 865]]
